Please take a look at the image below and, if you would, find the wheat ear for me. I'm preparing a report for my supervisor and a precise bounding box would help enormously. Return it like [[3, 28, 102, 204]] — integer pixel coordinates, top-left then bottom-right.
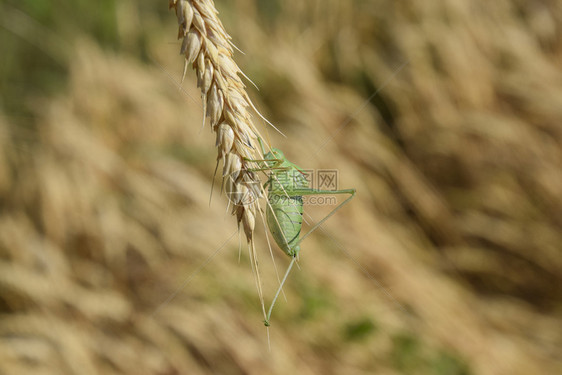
[[169, 0, 267, 243]]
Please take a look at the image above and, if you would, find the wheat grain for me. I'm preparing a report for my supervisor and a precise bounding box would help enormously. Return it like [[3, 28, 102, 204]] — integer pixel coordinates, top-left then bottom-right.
[[169, 0, 266, 244]]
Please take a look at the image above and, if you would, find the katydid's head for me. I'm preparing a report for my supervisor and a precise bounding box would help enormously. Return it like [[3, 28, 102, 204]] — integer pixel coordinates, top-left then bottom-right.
[[264, 148, 285, 167]]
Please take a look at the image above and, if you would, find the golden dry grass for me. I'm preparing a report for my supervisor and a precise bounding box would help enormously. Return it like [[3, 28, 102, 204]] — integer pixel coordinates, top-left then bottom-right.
[[1, 0, 561, 374]]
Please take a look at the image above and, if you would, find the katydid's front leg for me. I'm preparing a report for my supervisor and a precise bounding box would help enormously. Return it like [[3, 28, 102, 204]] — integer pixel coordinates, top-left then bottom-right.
[[243, 157, 288, 173]]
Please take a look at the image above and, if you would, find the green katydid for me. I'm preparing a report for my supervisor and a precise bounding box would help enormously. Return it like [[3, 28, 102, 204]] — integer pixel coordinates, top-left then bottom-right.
[[249, 138, 356, 326], [152, 138, 355, 327]]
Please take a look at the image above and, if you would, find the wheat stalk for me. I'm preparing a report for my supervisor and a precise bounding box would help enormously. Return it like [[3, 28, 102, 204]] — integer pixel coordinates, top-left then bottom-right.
[[168, 0, 269, 243]]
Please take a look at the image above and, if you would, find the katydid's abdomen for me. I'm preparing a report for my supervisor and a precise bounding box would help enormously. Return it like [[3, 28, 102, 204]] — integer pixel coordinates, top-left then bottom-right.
[[266, 194, 303, 257], [264, 149, 309, 258]]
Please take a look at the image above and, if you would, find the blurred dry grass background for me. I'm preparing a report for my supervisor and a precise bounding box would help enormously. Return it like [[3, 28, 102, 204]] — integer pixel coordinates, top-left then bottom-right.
[[1, 0, 561, 374]]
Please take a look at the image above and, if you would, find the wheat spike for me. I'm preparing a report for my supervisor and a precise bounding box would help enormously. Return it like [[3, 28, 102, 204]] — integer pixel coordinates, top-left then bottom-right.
[[169, 0, 267, 243], [169, 0, 271, 326]]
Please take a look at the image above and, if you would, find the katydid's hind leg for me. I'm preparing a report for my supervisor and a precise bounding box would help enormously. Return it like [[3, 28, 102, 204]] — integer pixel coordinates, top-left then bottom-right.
[[294, 189, 356, 247], [264, 189, 355, 326], [256, 198, 288, 303], [262, 188, 355, 254], [264, 255, 297, 326], [247, 240, 268, 325]]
